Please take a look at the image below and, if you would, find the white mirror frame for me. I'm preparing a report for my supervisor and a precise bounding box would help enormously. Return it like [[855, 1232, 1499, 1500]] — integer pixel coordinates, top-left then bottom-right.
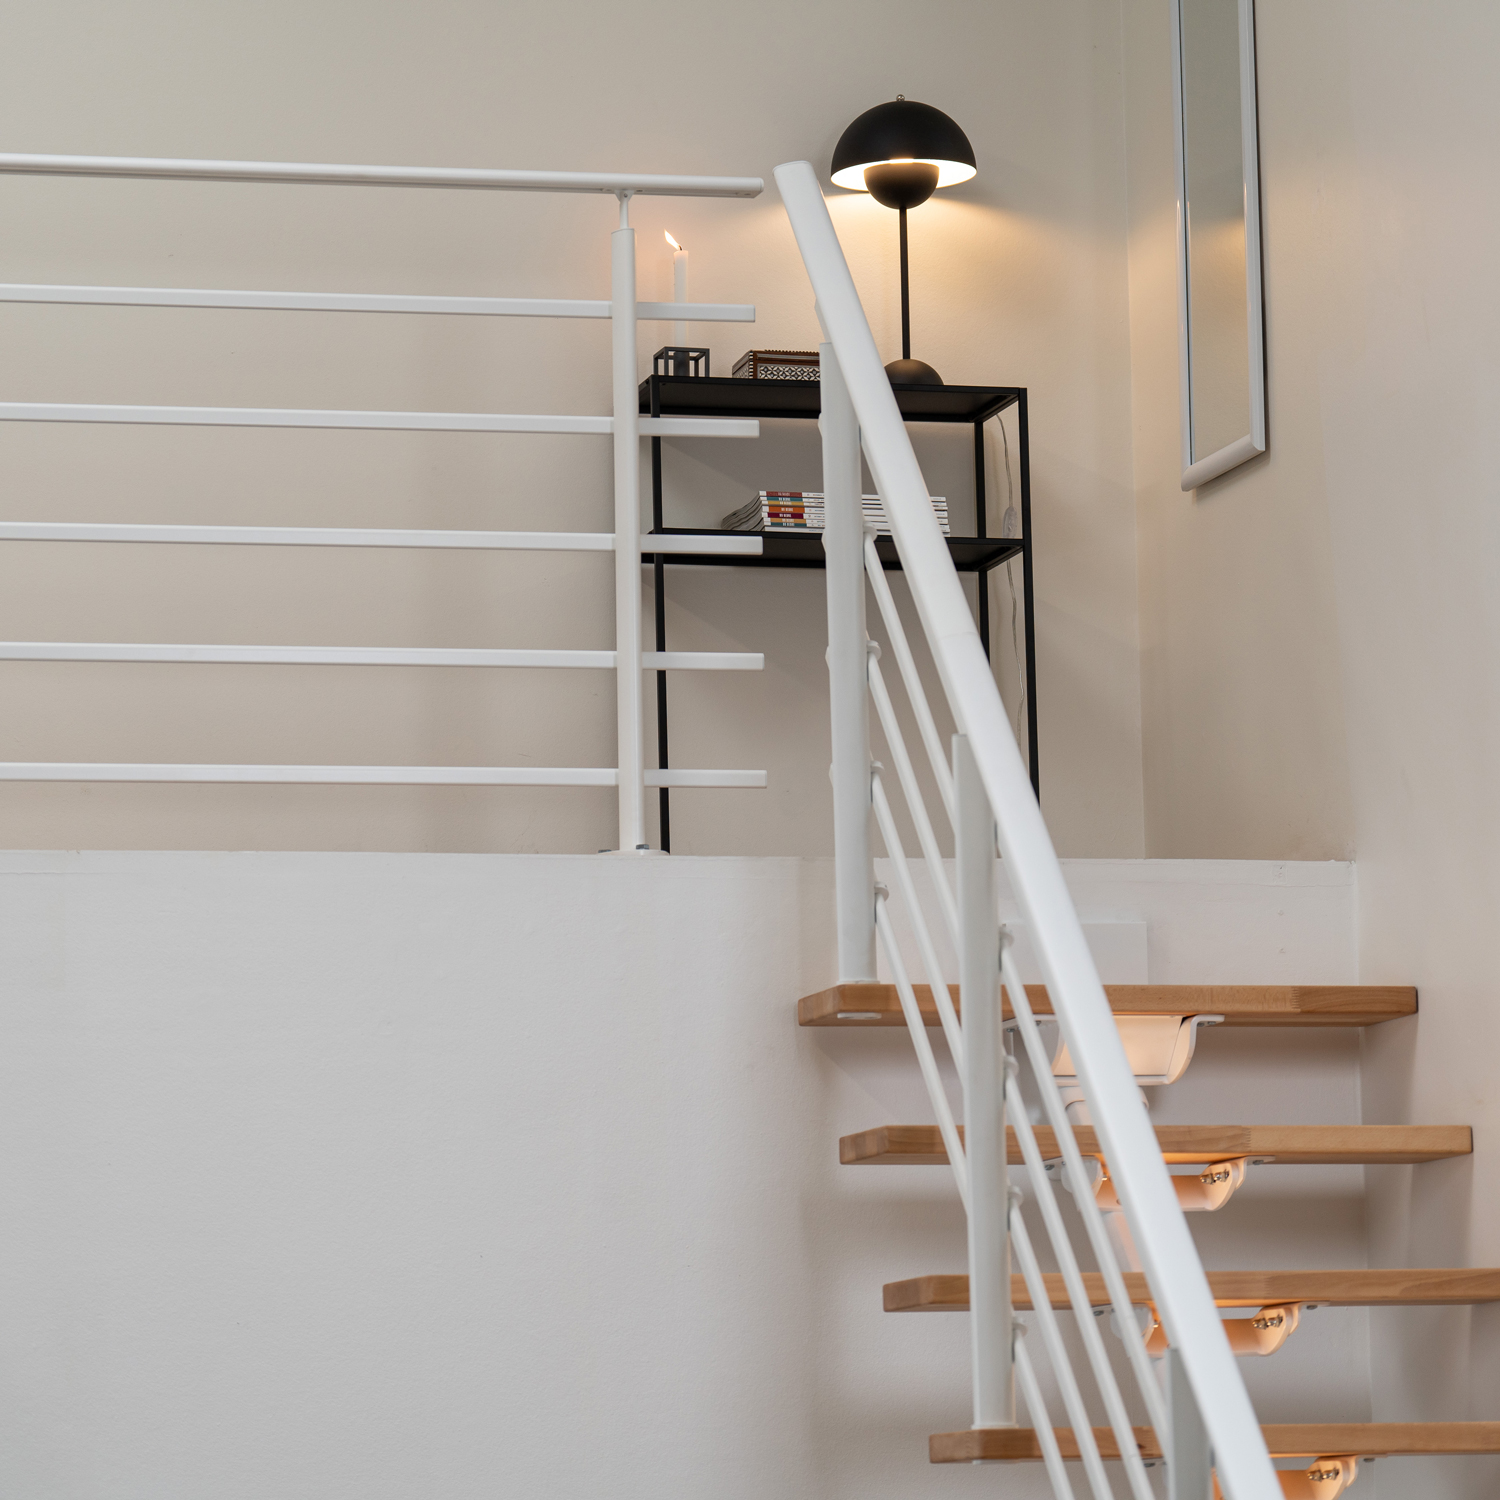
[[1171, 0, 1266, 491]]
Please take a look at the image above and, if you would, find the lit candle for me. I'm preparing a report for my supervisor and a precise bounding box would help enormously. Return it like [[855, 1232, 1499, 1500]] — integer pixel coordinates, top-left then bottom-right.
[[665, 230, 688, 348]]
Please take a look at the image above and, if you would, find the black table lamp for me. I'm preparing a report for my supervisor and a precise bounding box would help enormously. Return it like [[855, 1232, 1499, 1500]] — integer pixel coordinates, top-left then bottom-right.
[[831, 97, 976, 385]]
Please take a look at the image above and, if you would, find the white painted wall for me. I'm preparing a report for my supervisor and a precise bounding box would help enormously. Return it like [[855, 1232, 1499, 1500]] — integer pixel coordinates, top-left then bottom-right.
[[0, 0, 1145, 859], [0, 852, 1365, 1497], [1121, 3, 1500, 1494]]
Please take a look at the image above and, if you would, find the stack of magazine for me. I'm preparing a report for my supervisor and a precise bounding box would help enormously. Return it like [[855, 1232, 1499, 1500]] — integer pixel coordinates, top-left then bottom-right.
[[722, 491, 949, 536]]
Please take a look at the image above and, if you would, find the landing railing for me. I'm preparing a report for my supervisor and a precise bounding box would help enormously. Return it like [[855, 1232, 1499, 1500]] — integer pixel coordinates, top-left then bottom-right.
[[777, 158, 1282, 1500], [0, 152, 769, 851]]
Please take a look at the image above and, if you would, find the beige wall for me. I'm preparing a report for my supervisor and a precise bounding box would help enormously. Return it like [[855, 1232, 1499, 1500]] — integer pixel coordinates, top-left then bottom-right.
[[0, 0, 1146, 858], [1123, 0, 1355, 862], [1123, 0, 1500, 1476]]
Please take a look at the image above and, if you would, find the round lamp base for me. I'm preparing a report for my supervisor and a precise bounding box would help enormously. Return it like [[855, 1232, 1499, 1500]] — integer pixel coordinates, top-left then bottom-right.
[[885, 357, 944, 386]]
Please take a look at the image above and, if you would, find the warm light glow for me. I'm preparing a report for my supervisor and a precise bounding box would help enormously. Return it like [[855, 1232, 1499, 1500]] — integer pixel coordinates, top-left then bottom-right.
[[830, 158, 977, 193], [665, 231, 683, 251]]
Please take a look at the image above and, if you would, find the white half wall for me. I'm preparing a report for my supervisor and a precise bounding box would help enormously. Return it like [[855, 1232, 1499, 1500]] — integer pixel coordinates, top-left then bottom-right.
[[0, 852, 1366, 1498]]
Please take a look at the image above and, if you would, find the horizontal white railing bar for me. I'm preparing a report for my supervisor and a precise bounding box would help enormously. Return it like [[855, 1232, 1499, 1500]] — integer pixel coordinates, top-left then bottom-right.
[[0, 643, 762, 670], [636, 301, 754, 324], [0, 763, 766, 787], [0, 154, 764, 199], [637, 416, 757, 437], [0, 284, 755, 324], [647, 768, 765, 788], [0, 523, 763, 555], [0, 403, 758, 439]]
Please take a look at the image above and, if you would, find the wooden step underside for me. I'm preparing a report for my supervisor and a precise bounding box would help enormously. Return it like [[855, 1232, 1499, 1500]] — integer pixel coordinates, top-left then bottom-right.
[[840, 1122, 1471, 1167], [799, 983, 1417, 1028], [884, 1267, 1500, 1313], [930, 1423, 1500, 1462]]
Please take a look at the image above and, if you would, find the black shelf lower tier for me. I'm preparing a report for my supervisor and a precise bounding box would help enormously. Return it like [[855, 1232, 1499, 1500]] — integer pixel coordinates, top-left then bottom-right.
[[642, 529, 1023, 572]]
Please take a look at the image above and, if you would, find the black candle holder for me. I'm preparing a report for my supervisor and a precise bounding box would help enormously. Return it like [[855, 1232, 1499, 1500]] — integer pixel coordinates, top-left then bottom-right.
[[653, 346, 710, 378]]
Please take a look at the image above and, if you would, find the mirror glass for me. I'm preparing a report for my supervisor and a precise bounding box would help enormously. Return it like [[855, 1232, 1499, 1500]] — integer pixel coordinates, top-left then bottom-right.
[[1180, 0, 1250, 460]]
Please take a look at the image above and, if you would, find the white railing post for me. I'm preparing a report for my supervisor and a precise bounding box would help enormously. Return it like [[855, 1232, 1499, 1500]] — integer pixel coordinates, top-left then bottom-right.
[[612, 198, 645, 851], [1168, 1346, 1214, 1500], [820, 342, 875, 978], [956, 734, 1012, 1429]]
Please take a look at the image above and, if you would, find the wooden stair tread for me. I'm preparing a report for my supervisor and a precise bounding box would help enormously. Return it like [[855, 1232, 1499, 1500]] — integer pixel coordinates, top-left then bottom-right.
[[931, 1423, 1500, 1462], [840, 1122, 1471, 1166], [885, 1267, 1500, 1312], [799, 982, 1417, 1028]]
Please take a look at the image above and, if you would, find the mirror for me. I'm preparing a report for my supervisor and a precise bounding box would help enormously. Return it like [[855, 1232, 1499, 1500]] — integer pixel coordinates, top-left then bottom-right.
[[1172, 0, 1265, 489]]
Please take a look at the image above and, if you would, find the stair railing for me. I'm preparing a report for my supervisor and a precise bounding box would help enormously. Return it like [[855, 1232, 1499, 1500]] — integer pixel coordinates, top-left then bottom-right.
[[0, 152, 769, 851], [777, 158, 1282, 1500]]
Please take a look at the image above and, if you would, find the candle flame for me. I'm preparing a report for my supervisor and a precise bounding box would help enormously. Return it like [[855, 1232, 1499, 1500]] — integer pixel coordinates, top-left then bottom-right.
[[665, 231, 683, 251]]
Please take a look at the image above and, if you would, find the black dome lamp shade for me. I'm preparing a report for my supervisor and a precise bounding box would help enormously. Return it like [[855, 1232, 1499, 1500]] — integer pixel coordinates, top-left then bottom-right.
[[830, 97, 976, 385]]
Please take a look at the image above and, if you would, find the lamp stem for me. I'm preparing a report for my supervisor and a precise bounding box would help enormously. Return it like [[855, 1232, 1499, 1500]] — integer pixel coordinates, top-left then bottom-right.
[[898, 205, 911, 360]]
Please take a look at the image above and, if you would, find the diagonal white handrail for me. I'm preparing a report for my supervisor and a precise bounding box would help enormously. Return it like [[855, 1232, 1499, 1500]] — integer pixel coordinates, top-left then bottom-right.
[[779, 156, 1279, 1500]]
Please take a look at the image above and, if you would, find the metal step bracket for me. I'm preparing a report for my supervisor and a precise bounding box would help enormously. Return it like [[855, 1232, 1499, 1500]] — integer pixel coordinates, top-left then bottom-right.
[[1145, 1301, 1302, 1360], [1052, 1012, 1224, 1088], [1095, 1157, 1248, 1213], [1214, 1454, 1360, 1498]]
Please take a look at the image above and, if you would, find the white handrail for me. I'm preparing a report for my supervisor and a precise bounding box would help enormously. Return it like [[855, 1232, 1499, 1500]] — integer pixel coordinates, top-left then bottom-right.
[[0, 284, 755, 322], [780, 156, 1280, 1500], [0, 153, 763, 198]]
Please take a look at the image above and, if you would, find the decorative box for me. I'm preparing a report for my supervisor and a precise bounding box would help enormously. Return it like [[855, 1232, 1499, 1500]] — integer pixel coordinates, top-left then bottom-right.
[[731, 349, 821, 382]]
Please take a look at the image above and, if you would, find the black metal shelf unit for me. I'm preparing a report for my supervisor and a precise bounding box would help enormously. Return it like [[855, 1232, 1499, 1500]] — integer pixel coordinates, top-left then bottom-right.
[[639, 373, 1036, 849]]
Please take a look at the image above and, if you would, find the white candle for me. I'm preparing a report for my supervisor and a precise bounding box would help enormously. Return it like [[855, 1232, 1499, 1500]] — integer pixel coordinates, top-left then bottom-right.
[[666, 230, 688, 347]]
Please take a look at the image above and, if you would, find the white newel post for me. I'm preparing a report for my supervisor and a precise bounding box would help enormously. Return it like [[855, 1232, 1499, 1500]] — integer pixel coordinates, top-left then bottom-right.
[[819, 342, 875, 979], [612, 206, 645, 851], [956, 733, 1013, 1428]]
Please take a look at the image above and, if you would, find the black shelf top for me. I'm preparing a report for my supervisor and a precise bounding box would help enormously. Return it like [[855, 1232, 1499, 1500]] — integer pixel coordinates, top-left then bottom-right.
[[642, 528, 1023, 573], [640, 373, 1022, 424]]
